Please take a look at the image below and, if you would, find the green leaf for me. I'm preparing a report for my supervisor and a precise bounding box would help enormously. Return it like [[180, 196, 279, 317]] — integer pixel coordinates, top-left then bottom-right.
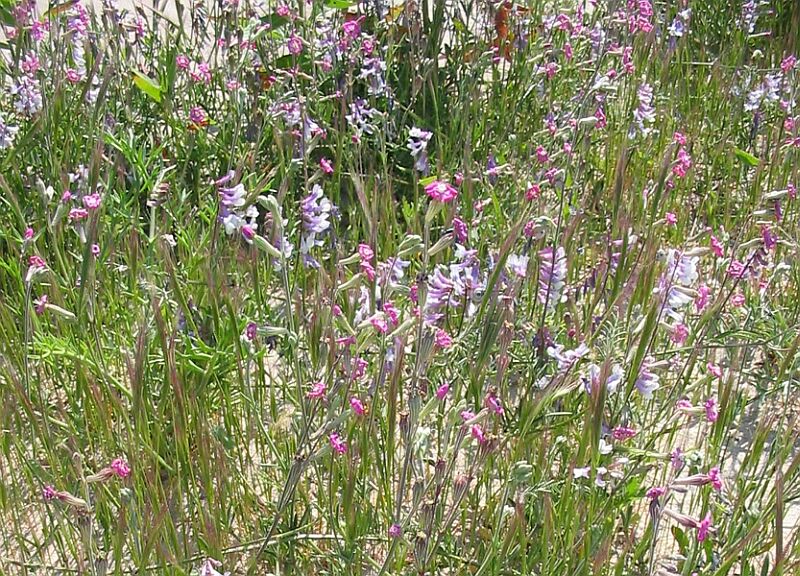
[[733, 147, 759, 166], [671, 526, 688, 555], [132, 70, 162, 103], [324, 0, 356, 8]]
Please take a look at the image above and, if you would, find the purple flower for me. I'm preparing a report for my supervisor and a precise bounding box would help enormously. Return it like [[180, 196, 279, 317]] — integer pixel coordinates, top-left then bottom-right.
[[329, 432, 347, 454], [547, 343, 589, 372], [635, 357, 660, 398], [631, 83, 655, 137], [507, 254, 529, 278], [407, 127, 432, 173], [0, 115, 19, 149], [388, 523, 402, 538], [538, 247, 567, 309], [11, 76, 42, 116]]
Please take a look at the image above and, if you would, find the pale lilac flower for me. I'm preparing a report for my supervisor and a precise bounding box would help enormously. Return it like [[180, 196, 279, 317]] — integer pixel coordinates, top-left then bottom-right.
[[198, 557, 230, 576], [11, 76, 43, 116], [631, 82, 655, 137], [407, 127, 432, 173], [583, 363, 623, 395], [573, 466, 591, 479], [0, 115, 19, 149], [635, 357, 660, 398], [547, 342, 590, 372], [538, 246, 567, 309], [507, 254, 529, 278]]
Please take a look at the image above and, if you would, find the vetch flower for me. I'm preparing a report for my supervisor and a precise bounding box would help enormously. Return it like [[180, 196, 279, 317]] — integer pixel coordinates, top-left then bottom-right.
[[635, 357, 660, 397], [407, 127, 433, 173], [631, 82, 656, 137], [538, 246, 567, 310]]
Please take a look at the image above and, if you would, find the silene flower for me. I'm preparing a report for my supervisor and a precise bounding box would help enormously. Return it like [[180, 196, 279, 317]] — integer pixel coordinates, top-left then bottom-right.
[[424, 180, 458, 203]]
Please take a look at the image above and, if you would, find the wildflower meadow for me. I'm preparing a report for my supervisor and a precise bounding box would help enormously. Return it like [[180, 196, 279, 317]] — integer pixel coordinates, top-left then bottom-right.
[[1, 0, 800, 574]]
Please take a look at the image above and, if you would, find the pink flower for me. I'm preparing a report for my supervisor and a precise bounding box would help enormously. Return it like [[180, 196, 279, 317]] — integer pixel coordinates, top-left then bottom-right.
[[671, 447, 684, 469], [388, 523, 402, 538], [526, 183, 541, 200], [245, 322, 257, 341], [83, 193, 102, 209], [435, 383, 450, 400], [612, 426, 637, 441], [110, 458, 131, 479], [708, 466, 722, 491], [29, 255, 46, 270], [697, 511, 713, 542], [189, 106, 207, 126], [360, 260, 376, 281], [24, 227, 34, 240], [307, 381, 326, 399], [434, 328, 452, 349], [358, 243, 374, 262], [320, 157, 334, 174], [370, 313, 388, 334], [646, 486, 667, 499], [704, 397, 718, 423], [43, 485, 61, 501], [707, 363, 722, 379], [665, 212, 677, 226], [383, 301, 399, 325], [470, 424, 486, 444], [350, 396, 366, 416], [535, 145, 549, 164], [730, 291, 745, 308], [34, 294, 47, 315], [176, 54, 190, 69], [424, 180, 458, 203], [68, 208, 88, 221], [564, 42, 573, 60], [66, 68, 82, 83], [189, 61, 212, 84], [460, 410, 475, 421], [673, 131, 687, 145], [453, 172, 464, 186], [91, 243, 100, 256], [329, 432, 347, 454], [452, 217, 468, 243], [781, 54, 797, 73], [695, 284, 710, 312], [287, 34, 303, 55], [728, 260, 747, 279], [485, 392, 503, 415], [671, 323, 689, 345], [594, 106, 607, 129], [351, 357, 368, 380]]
